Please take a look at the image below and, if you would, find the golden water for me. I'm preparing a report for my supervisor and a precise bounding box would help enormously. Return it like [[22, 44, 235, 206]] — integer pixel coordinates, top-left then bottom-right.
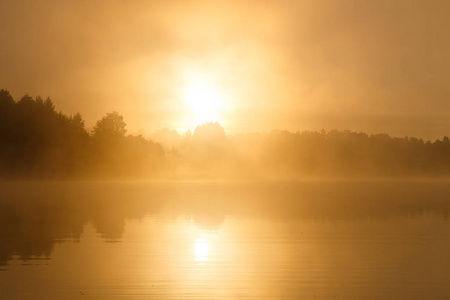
[[1, 181, 450, 299]]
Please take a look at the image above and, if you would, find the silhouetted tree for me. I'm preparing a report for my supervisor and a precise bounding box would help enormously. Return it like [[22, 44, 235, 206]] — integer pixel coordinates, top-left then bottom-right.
[[92, 111, 127, 141], [1, 88, 450, 179], [88, 111, 165, 177], [0, 91, 90, 177], [174, 122, 237, 177]]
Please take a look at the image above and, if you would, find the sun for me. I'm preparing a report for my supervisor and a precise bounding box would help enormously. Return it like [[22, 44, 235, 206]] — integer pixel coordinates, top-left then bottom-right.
[[181, 72, 226, 126]]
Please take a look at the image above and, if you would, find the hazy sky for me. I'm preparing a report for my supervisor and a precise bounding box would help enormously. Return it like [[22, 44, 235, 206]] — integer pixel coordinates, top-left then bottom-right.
[[1, 0, 449, 139]]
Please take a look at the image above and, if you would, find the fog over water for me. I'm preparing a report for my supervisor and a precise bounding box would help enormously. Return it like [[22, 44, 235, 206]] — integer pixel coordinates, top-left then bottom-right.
[[1, 1, 449, 298]]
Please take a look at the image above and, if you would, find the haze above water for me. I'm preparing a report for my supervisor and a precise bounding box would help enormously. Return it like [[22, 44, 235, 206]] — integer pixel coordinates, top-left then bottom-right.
[[2, 180, 450, 299], [2, 1, 449, 298]]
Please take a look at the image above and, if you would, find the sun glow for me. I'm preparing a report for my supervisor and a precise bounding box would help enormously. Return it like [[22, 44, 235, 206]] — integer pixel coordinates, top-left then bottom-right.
[[181, 72, 227, 126]]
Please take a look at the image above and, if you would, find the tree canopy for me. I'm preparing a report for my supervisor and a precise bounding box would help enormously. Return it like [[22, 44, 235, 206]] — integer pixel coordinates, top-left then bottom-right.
[[92, 111, 127, 140]]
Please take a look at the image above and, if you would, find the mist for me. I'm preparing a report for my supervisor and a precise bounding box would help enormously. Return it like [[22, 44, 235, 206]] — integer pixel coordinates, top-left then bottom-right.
[[1, 0, 449, 139], [3, 2, 450, 299], [1, 89, 449, 180]]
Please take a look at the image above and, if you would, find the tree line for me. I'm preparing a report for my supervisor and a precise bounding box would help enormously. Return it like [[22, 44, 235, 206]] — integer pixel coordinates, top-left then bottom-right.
[[0, 89, 164, 178], [256, 129, 450, 177], [1, 89, 450, 179]]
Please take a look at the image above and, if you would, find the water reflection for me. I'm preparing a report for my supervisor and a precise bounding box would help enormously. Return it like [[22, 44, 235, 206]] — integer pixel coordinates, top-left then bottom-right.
[[1, 180, 450, 299], [194, 238, 209, 261], [0, 180, 450, 266]]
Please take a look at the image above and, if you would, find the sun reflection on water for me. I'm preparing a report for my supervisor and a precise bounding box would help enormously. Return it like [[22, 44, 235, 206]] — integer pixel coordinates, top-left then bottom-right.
[[194, 238, 209, 261]]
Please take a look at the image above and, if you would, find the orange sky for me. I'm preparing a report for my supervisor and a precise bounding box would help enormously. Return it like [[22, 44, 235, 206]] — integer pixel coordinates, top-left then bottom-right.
[[1, 0, 449, 139]]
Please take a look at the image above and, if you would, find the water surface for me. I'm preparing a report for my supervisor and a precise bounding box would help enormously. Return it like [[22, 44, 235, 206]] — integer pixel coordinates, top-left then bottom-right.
[[1, 180, 450, 299]]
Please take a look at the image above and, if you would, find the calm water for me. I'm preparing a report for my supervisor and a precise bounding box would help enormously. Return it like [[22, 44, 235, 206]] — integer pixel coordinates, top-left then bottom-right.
[[1, 180, 450, 299]]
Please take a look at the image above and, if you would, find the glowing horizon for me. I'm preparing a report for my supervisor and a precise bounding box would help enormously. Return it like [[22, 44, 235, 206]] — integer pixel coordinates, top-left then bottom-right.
[[1, 0, 449, 140]]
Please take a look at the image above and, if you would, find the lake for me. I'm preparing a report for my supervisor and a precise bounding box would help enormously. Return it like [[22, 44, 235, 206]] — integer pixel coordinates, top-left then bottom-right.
[[1, 180, 450, 299]]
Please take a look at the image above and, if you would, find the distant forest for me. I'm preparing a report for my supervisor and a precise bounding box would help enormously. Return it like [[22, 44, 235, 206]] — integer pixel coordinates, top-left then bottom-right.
[[1, 89, 450, 179]]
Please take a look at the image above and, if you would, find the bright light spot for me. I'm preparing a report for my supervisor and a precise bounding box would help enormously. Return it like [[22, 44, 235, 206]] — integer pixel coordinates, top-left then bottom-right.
[[194, 238, 209, 261], [181, 72, 226, 126]]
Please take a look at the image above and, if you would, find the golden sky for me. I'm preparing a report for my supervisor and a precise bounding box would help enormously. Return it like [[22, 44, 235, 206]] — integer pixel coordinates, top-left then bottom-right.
[[1, 0, 449, 139]]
